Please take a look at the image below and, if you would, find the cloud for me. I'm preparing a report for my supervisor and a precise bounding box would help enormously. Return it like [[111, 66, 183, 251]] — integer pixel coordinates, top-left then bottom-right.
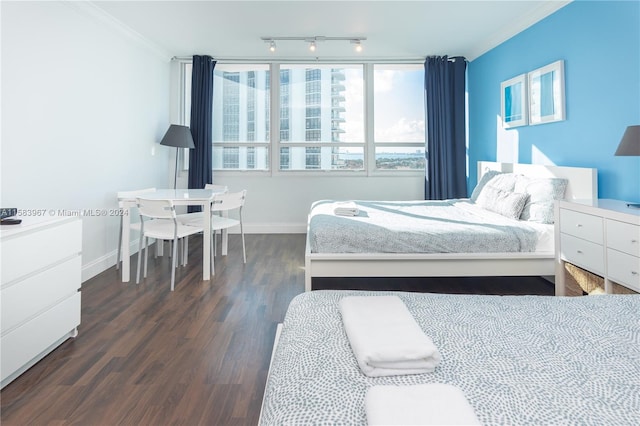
[[374, 70, 397, 93], [375, 117, 425, 142]]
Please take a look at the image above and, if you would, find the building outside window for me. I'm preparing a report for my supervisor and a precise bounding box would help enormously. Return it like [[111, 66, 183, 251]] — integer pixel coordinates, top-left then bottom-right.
[[212, 64, 270, 170], [222, 146, 239, 169], [182, 62, 425, 173], [247, 147, 256, 169], [280, 147, 290, 170], [280, 64, 363, 171]]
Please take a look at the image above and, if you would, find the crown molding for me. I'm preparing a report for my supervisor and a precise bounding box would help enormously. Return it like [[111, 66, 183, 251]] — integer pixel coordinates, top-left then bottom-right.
[[63, 0, 172, 62], [466, 0, 573, 61]]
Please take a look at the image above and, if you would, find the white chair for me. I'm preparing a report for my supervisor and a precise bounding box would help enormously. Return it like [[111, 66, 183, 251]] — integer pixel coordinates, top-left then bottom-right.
[[184, 190, 247, 267], [116, 187, 156, 270], [136, 198, 204, 291], [175, 184, 228, 225], [174, 184, 228, 260]]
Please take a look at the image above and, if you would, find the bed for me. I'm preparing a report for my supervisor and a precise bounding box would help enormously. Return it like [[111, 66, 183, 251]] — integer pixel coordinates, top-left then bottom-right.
[[304, 162, 598, 291], [259, 290, 640, 425]]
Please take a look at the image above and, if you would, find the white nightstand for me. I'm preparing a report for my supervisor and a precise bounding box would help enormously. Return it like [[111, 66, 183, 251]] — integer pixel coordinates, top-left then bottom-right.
[[1, 215, 82, 388], [555, 199, 640, 296]]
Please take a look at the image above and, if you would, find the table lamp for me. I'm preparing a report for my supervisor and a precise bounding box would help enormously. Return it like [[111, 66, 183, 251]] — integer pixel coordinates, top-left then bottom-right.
[[160, 125, 195, 189], [614, 125, 640, 208]]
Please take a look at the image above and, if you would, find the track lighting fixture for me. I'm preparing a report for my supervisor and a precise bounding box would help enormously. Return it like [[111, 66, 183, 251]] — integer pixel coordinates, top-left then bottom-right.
[[261, 36, 366, 53]]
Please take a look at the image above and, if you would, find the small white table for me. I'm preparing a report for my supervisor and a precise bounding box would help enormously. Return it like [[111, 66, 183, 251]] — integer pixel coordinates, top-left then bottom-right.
[[119, 188, 223, 282], [555, 198, 640, 295]]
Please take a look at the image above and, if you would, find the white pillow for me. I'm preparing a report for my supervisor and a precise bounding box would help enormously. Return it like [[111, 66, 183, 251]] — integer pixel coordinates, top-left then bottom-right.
[[515, 176, 568, 224], [476, 185, 529, 220], [471, 172, 520, 203], [486, 173, 520, 192], [470, 170, 501, 202]]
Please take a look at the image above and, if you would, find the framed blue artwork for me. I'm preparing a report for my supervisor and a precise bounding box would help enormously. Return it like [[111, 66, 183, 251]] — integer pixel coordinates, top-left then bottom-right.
[[501, 73, 528, 128], [528, 60, 565, 125]]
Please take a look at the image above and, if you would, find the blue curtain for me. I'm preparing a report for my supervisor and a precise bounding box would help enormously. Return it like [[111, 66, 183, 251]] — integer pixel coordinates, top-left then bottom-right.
[[424, 56, 467, 200], [188, 55, 215, 212]]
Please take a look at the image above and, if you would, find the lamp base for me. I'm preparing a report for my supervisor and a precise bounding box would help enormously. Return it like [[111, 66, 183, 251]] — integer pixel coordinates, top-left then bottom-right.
[[626, 203, 640, 209]]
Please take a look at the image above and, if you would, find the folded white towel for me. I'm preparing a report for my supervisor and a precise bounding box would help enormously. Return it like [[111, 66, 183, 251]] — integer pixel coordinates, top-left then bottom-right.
[[339, 295, 441, 377], [333, 201, 359, 216], [365, 384, 481, 425]]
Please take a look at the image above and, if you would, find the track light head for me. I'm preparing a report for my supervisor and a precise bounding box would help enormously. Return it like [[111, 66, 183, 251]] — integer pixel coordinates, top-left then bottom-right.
[[260, 36, 366, 54]]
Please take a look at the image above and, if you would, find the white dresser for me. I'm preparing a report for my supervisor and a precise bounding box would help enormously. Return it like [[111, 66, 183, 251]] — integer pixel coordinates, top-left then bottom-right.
[[555, 199, 640, 295], [1, 215, 82, 388]]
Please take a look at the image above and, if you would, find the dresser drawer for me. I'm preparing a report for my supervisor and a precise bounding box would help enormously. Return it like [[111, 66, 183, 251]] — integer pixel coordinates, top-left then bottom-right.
[[607, 249, 640, 291], [1, 256, 81, 334], [559, 209, 603, 244], [1, 219, 82, 286], [606, 219, 640, 257], [1, 292, 81, 383], [560, 234, 605, 275]]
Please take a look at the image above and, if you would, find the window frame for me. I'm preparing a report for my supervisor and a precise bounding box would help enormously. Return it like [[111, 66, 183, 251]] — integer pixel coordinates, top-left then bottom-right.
[[179, 61, 426, 177]]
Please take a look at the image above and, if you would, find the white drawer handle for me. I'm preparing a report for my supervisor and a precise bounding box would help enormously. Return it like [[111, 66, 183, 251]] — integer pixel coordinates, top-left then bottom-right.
[[577, 250, 583, 254], [576, 224, 583, 228], [632, 271, 639, 276], [632, 240, 638, 244]]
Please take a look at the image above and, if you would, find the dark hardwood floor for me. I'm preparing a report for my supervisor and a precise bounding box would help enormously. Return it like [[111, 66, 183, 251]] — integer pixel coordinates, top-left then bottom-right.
[[0, 234, 553, 425]]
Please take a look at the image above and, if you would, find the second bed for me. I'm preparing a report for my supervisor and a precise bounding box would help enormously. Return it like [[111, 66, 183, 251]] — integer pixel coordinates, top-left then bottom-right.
[[305, 161, 598, 292]]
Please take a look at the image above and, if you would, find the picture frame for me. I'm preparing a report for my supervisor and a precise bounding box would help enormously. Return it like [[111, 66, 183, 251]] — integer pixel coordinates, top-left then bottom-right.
[[528, 60, 565, 125], [500, 74, 528, 128]]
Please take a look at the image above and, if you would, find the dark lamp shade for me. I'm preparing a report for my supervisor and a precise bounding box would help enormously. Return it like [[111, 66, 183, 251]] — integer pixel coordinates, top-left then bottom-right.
[[160, 125, 195, 149], [614, 125, 640, 156]]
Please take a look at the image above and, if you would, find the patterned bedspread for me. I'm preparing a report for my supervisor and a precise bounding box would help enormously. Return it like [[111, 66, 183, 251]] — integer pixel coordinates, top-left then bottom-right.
[[308, 200, 540, 253], [260, 290, 640, 425]]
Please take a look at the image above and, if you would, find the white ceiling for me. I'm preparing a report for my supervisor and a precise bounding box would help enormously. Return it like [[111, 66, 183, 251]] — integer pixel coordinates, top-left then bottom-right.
[[91, 0, 571, 61]]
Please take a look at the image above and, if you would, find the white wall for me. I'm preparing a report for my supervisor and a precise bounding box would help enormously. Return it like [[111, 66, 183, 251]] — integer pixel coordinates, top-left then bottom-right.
[[173, 171, 424, 233], [218, 174, 424, 232], [1, 1, 172, 281]]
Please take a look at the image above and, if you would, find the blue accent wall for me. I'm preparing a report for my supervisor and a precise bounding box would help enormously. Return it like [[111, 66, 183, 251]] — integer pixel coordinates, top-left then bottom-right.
[[468, 0, 640, 202]]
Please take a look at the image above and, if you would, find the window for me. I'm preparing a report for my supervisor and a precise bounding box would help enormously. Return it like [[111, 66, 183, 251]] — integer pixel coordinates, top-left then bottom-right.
[[305, 147, 321, 169], [247, 147, 256, 169], [279, 64, 364, 170], [212, 64, 270, 170], [280, 147, 290, 170], [181, 61, 426, 174], [222, 146, 239, 169], [373, 64, 426, 170]]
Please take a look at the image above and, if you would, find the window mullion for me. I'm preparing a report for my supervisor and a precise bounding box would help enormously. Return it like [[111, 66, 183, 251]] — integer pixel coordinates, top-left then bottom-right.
[[270, 63, 280, 175], [364, 63, 375, 176]]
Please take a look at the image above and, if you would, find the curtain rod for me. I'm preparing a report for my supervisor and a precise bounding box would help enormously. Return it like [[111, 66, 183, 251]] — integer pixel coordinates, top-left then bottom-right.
[[171, 56, 428, 64]]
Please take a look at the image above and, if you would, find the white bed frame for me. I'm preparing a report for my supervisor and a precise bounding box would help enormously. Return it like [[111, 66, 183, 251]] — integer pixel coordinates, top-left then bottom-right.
[[304, 161, 598, 291]]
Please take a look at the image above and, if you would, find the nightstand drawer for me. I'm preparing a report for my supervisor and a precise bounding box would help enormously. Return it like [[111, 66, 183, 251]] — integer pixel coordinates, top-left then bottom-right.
[[1, 256, 81, 334], [607, 249, 640, 291], [606, 219, 640, 257], [559, 209, 603, 244], [560, 234, 605, 275], [0, 292, 80, 384], [1, 219, 82, 286]]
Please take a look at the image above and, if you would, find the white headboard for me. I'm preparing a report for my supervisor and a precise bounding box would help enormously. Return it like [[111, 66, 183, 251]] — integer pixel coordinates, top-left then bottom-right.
[[477, 161, 598, 202]]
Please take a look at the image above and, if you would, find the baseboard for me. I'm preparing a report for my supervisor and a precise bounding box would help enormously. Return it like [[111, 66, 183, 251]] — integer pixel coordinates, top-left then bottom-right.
[[81, 239, 147, 282], [243, 222, 306, 234], [81, 224, 306, 282]]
